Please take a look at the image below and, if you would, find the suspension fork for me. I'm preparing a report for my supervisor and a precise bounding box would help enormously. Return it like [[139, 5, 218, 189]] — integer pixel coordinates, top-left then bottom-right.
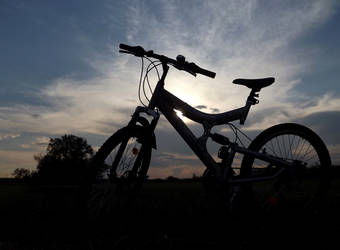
[[130, 106, 159, 177], [110, 106, 159, 178], [109, 108, 141, 178]]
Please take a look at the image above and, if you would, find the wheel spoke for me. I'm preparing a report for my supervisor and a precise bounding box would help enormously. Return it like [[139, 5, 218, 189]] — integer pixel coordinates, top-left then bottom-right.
[[288, 135, 296, 160], [300, 144, 314, 162], [275, 136, 283, 158], [292, 136, 302, 160], [304, 154, 318, 164], [296, 138, 307, 161], [82, 126, 152, 220], [240, 123, 331, 212], [281, 135, 288, 160], [268, 139, 278, 156]]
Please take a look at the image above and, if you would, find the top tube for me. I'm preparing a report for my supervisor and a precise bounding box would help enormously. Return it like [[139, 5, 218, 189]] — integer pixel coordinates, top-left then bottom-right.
[[159, 88, 248, 126]]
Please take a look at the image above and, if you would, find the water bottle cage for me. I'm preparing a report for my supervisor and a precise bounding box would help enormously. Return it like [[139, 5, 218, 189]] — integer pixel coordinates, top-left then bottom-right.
[[218, 146, 230, 160]]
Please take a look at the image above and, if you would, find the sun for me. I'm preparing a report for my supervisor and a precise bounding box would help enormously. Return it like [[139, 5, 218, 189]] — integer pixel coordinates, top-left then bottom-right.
[[174, 109, 187, 122]]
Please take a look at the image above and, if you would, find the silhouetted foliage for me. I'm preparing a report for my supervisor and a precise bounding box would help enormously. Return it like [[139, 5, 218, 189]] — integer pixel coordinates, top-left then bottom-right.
[[12, 168, 32, 179], [35, 134, 93, 184]]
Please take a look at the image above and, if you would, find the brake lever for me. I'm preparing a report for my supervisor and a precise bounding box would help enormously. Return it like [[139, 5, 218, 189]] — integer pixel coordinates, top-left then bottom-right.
[[187, 70, 197, 77]]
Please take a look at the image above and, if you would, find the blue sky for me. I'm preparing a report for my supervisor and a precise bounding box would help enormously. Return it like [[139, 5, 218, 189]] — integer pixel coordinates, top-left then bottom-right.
[[0, 0, 339, 178]]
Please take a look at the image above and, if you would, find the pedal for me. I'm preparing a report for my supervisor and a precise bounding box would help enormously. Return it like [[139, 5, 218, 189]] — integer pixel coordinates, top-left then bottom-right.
[[228, 185, 240, 212]]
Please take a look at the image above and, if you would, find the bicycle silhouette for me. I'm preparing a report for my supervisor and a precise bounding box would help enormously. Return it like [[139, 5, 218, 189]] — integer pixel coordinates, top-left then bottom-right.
[[81, 44, 331, 217]]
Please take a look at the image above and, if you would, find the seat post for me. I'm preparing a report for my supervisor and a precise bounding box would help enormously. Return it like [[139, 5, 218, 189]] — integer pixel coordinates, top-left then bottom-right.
[[240, 89, 260, 125], [248, 89, 260, 105]]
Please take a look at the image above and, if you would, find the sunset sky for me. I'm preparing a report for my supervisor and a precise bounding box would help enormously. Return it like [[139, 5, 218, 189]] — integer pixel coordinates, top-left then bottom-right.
[[1, 0, 340, 178]]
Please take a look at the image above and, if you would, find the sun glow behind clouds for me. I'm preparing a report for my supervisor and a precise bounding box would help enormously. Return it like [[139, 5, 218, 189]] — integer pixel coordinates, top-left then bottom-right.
[[174, 109, 186, 121], [0, 0, 340, 178]]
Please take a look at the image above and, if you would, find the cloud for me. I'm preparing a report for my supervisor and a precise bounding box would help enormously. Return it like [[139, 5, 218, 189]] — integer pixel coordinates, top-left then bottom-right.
[[148, 164, 205, 179], [245, 92, 340, 131], [295, 111, 340, 145], [194, 105, 220, 113], [1, 0, 337, 136], [0, 150, 36, 177], [210, 108, 220, 113], [152, 151, 200, 169], [0, 76, 139, 135], [120, 0, 340, 143], [0, 133, 20, 141], [194, 105, 207, 110], [20, 136, 50, 150], [158, 152, 197, 161], [0, 0, 339, 177]]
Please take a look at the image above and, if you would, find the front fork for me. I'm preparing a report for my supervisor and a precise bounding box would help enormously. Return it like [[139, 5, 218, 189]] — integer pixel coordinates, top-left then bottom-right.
[[128, 106, 160, 133], [110, 106, 159, 179]]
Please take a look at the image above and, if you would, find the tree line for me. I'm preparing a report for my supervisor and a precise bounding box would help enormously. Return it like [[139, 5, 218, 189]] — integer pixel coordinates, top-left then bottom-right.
[[12, 135, 93, 184], [13, 134, 340, 183]]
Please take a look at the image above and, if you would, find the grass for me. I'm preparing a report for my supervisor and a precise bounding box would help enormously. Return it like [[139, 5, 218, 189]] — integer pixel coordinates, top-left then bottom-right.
[[0, 178, 339, 249]]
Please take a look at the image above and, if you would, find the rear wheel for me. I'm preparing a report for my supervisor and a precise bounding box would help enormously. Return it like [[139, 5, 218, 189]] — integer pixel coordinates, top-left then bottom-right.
[[240, 123, 331, 213], [81, 125, 152, 220]]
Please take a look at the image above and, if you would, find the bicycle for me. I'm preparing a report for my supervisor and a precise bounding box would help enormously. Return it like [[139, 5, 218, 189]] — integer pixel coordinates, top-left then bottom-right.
[[82, 44, 332, 218]]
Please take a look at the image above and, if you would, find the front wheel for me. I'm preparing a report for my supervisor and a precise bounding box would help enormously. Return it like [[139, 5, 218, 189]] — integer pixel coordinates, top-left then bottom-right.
[[240, 123, 331, 212], [81, 125, 152, 220]]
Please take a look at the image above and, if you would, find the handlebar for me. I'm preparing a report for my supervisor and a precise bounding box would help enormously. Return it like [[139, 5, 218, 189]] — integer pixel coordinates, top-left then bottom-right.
[[119, 43, 216, 79]]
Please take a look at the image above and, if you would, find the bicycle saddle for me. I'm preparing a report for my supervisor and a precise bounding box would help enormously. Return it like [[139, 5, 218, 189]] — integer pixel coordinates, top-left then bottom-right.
[[232, 77, 275, 91]]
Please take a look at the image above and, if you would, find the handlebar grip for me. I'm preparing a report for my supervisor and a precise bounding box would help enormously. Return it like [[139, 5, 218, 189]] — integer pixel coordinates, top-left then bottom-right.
[[119, 44, 146, 57], [119, 43, 133, 51], [188, 63, 216, 78], [197, 67, 216, 78]]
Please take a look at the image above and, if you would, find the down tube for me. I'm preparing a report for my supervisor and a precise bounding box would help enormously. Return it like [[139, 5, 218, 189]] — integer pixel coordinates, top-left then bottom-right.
[[159, 103, 219, 172]]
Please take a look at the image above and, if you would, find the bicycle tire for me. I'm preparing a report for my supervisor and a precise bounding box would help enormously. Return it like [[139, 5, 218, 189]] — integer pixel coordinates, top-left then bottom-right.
[[81, 125, 152, 220], [239, 123, 331, 212]]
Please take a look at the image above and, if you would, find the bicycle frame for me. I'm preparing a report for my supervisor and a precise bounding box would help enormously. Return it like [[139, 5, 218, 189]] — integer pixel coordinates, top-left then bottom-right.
[[131, 63, 295, 183]]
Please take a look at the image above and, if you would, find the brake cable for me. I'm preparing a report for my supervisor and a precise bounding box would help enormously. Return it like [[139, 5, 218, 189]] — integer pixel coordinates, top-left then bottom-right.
[[138, 57, 162, 106], [138, 57, 147, 107]]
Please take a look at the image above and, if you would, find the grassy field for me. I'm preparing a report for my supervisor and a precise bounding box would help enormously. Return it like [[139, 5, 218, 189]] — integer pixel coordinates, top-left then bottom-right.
[[0, 178, 340, 250]]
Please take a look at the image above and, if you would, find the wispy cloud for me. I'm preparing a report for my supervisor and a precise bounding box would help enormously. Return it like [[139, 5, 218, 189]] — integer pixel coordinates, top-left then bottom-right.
[[0, 133, 20, 141], [20, 136, 50, 150], [0, 0, 339, 177], [0, 150, 36, 177], [1, 0, 337, 135], [117, 1, 340, 147], [148, 164, 205, 179]]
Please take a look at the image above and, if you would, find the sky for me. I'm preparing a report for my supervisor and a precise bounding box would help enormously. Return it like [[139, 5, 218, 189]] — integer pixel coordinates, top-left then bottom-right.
[[1, 0, 340, 178]]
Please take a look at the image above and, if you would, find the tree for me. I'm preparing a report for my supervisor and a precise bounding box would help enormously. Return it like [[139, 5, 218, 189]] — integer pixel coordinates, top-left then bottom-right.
[[12, 168, 32, 179], [35, 134, 94, 183]]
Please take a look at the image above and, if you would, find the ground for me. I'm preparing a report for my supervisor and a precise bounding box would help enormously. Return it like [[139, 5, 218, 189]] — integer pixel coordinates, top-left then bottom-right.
[[0, 178, 339, 249]]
